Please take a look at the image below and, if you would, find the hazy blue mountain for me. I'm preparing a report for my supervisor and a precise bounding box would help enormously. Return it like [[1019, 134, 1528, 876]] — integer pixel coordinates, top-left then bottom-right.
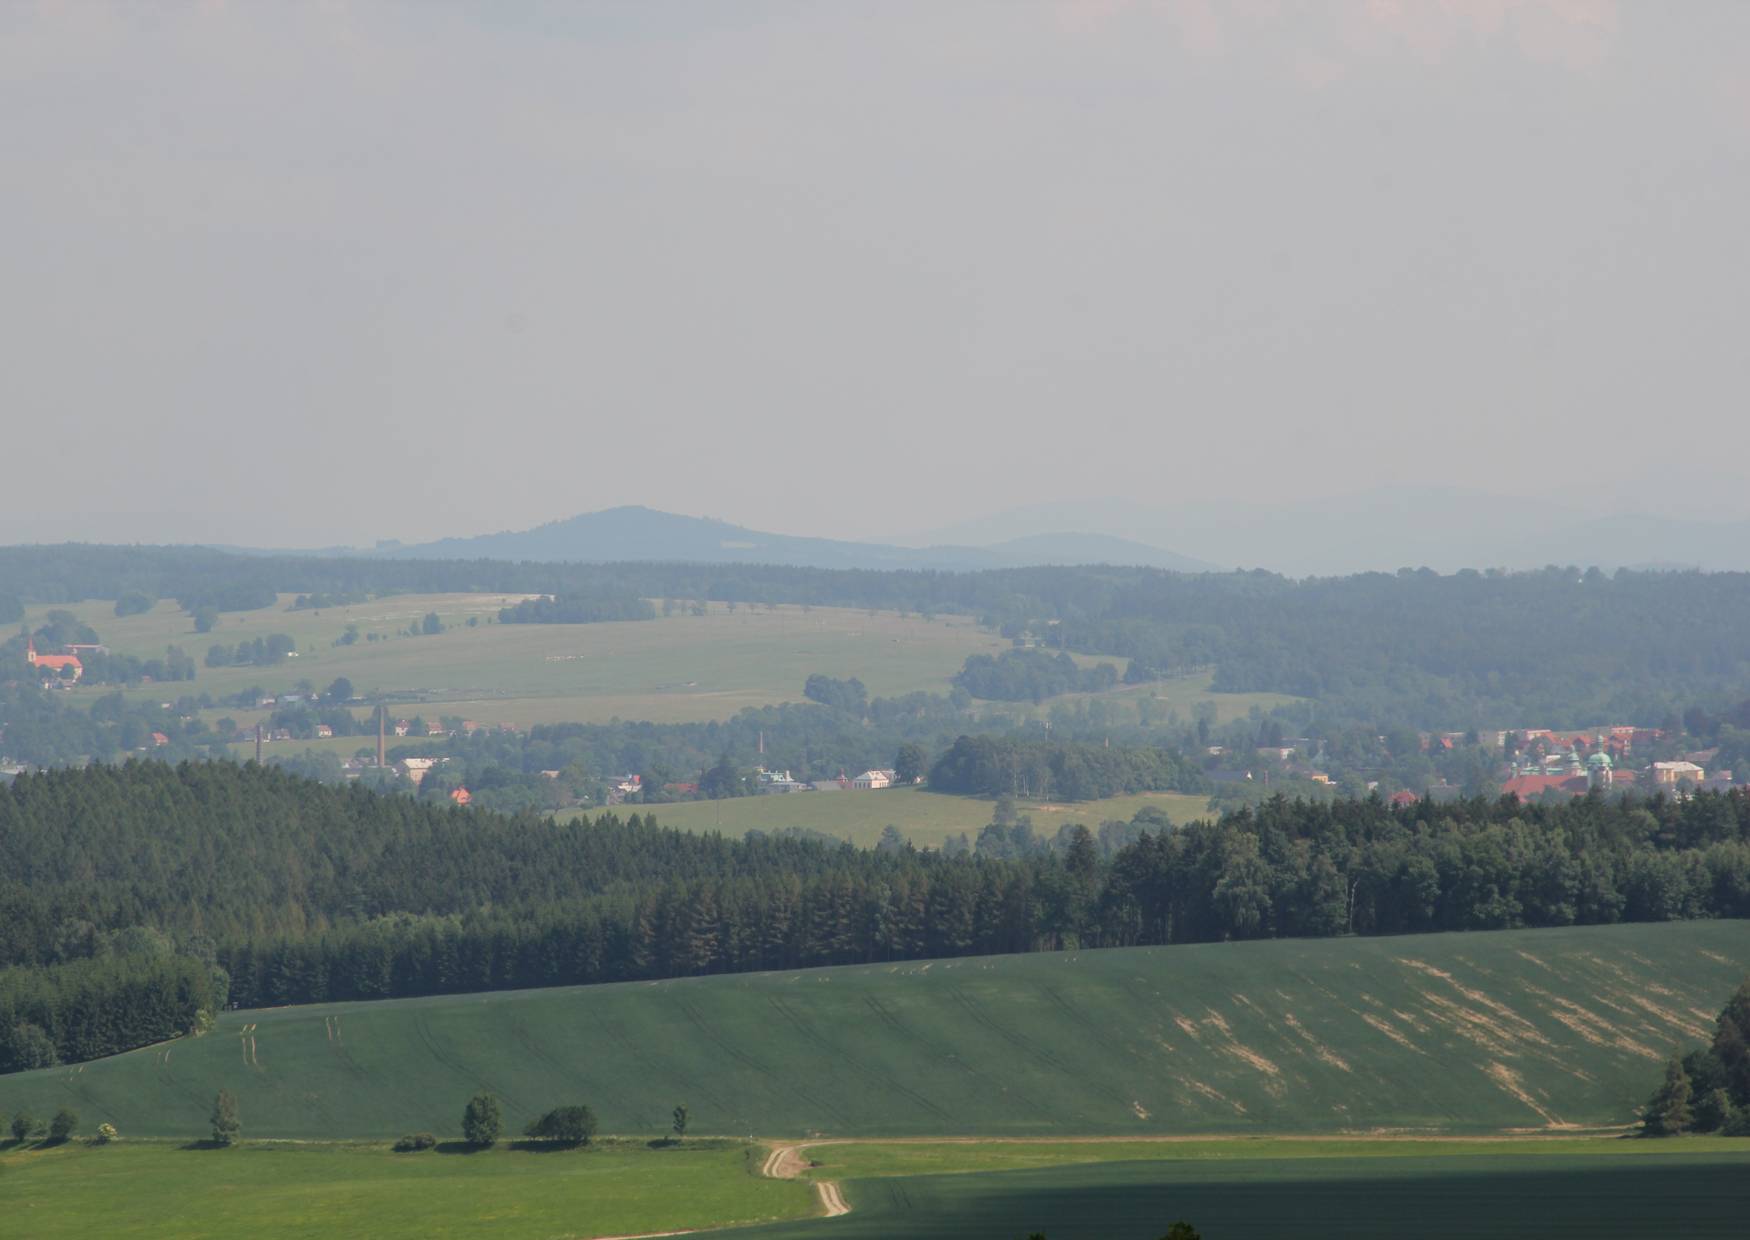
[[379, 506, 1213, 572]]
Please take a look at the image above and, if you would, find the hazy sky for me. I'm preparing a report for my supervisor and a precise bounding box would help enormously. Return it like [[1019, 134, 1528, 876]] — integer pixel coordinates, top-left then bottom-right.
[[4, 2, 1748, 549]]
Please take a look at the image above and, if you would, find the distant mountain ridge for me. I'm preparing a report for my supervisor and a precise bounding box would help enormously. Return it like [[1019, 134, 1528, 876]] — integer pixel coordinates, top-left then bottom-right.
[[379, 506, 1221, 573], [903, 490, 1750, 576]]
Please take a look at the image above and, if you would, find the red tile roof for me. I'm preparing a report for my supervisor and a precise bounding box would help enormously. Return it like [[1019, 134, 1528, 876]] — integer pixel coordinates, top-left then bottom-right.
[[1502, 774, 1589, 801]]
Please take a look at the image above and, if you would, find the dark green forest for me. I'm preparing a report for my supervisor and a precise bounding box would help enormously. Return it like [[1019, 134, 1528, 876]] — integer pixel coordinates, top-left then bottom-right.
[[3, 762, 1748, 1074]]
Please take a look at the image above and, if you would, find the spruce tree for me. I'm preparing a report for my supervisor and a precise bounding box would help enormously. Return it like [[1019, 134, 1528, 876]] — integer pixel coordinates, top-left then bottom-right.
[[1642, 1053, 1693, 1136], [210, 1090, 240, 1146]]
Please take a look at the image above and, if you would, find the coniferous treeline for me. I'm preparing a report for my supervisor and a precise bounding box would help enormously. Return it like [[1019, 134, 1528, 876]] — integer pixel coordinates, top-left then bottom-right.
[[0, 953, 221, 1073], [3, 761, 1750, 1071]]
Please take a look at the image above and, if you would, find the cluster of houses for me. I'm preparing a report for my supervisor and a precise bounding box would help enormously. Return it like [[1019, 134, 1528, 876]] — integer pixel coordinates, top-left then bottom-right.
[[1498, 731, 1733, 799], [747, 766, 902, 792], [600, 766, 908, 805], [1212, 723, 1745, 803]]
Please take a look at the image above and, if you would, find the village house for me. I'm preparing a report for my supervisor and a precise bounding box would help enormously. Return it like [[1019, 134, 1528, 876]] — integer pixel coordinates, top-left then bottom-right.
[[851, 768, 896, 790], [449, 787, 472, 807], [396, 757, 438, 786], [755, 767, 806, 793]]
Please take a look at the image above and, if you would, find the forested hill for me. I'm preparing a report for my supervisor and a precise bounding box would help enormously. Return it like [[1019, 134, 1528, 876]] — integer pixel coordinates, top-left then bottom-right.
[[4, 761, 1750, 1074], [7, 545, 1750, 728]]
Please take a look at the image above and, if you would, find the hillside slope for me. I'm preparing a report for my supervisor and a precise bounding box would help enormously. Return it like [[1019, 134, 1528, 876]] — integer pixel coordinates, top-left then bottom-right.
[[3, 922, 1743, 1141]]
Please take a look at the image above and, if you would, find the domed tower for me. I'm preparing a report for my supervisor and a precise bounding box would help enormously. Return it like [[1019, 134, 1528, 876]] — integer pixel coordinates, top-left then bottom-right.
[[1587, 749, 1613, 789]]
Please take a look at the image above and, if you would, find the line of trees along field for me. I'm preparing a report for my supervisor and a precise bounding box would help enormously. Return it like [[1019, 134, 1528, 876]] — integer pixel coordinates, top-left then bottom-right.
[[3, 762, 1749, 1073], [9, 546, 1750, 730]]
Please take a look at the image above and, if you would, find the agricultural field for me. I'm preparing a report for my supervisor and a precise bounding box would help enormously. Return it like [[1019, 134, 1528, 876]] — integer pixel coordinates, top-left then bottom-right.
[[26, 597, 1010, 727], [0, 1138, 811, 1240], [3, 921, 1743, 1143], [737, 1139, 1750, 1239], [634, 786, 1214, 849]]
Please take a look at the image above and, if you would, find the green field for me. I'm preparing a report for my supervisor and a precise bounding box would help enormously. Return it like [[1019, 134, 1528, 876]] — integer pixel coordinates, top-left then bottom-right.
[[4, 1137, 1745, 1240], [634, 786, 1214, 848], [0, 1139, 811, 1240], [31, 596, 1010, 727], [4, 922, 1743, 1143], [731, 1141, 1750, 1239]]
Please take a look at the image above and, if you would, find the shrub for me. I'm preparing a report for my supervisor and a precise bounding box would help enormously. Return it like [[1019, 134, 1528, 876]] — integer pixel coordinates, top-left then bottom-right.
[[462, 1093, 502, 1147], [48, 1108, 77, 1143], [94, 1123, 118, 1145], [210, 1089, 240, 1146], [393, 1131, 438, 1152], [523, 1104, 598, 1146], [10, 1112, 37, 1143]]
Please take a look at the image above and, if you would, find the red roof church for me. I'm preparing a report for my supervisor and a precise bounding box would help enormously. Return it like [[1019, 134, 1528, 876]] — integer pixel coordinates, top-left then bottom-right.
[[25, 639, 82, 682]]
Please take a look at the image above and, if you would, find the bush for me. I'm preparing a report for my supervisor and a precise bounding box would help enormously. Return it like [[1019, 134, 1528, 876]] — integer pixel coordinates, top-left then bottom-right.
[[11, 1112, 38, 1143], [462, 1093, 502, 1147], [210, 1089, 240, 1146], [523, 1104, 598, 1146], [393, 1131, 437, 1152], [48, 1108, 78, 1143], [94, 1123, 118, 1145]]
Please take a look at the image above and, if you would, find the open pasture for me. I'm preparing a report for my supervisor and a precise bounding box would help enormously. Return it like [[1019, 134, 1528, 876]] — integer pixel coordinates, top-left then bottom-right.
[[0, 1138, 810, 1240], [29, 597, 1009, 726], [636, 786, 1214, 849], [3, 921, 1743, 1144]]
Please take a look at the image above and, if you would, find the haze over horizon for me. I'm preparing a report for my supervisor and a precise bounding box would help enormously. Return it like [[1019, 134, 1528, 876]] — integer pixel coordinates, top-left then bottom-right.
[[4, 2, 1748, 552]]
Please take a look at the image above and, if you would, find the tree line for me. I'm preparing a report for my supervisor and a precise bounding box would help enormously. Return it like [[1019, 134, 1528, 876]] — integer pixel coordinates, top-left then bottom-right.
[[954, 650, 1121, 702], [1640, 979, 1750, 1137], [928, 734, 1205, 801], [3, 761, 1749, 1071]]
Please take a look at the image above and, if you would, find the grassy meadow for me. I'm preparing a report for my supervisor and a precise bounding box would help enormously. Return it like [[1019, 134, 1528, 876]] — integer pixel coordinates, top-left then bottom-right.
[[3, 922, 1743, 1143], [634, 785, 1214, 849], [0, 1138, 812, 1240], [28, 596, 1009, 727], [27, 596, 1295, 737]]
